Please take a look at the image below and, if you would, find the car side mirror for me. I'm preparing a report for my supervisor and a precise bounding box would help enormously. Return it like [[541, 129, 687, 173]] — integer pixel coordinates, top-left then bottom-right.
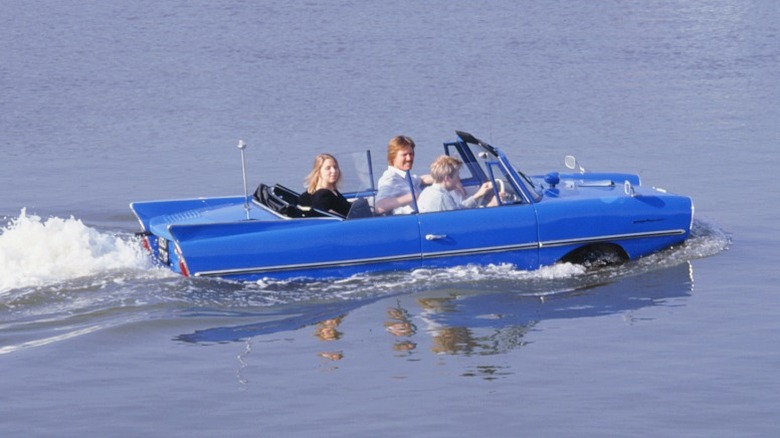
[[565, 155, 585, 173]]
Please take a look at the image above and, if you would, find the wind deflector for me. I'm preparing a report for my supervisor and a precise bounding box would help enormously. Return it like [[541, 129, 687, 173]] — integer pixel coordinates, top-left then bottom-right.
[[455, 130, 499, 156]]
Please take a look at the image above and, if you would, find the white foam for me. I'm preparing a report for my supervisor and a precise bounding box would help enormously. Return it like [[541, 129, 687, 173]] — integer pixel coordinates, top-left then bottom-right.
[[0, 209, 152, 293], [250, 261, 587, 299], [0, 324, 103, 355], [410, 262, 586, 282]]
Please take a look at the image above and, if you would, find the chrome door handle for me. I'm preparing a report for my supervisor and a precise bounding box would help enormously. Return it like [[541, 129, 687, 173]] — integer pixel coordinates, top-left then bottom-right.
[[425, 234, 447, 241]]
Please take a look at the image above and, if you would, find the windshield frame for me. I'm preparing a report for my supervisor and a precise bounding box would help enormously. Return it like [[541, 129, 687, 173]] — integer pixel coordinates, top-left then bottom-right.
[[445, 133, 543, 204]]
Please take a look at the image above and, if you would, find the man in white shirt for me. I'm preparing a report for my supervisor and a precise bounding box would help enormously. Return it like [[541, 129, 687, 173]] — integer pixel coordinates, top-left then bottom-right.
[[375, 135, 432, 215]]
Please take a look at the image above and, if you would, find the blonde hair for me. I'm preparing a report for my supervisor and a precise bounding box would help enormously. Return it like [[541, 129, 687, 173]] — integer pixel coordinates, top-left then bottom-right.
[[304, 153, 341, 194], [387, 135, 415, 165], [429, 155, 462, 183]]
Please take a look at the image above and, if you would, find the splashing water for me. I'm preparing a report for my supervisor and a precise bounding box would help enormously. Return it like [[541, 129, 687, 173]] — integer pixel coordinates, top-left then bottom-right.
[[244, 217, 729, 299], [0, 209, 152, 293], [0, 211, 729, 353]]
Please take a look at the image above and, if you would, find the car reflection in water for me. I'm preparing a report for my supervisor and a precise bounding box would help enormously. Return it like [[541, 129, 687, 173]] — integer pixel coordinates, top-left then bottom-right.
[[176, 262, 694, 368]]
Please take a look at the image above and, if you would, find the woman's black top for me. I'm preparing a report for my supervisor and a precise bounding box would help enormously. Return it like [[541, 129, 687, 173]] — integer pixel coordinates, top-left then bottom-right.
[[310, 189, 351, 216]]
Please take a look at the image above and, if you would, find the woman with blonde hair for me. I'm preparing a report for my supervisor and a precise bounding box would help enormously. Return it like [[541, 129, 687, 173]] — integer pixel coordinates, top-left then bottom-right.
[[302, 153, 352, 217]]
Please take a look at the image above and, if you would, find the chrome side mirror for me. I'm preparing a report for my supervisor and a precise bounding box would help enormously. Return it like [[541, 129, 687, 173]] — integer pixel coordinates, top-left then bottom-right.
[[624, 180, 636, 197], [565, 155, 585, 173]]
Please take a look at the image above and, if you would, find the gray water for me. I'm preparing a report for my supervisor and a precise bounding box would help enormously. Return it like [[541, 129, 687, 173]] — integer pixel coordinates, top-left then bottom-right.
[[1, 1, 778, 436]]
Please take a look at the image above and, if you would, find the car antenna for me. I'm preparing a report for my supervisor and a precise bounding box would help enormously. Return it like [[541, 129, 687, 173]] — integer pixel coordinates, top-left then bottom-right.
[[237, 139, 250, 220]]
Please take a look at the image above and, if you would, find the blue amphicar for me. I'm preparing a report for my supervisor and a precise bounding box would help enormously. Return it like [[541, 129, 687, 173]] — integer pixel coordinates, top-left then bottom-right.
[[130, 131, 693, 281]]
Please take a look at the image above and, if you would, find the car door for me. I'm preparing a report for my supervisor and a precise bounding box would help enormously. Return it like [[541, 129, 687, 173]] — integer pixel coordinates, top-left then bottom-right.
[[329, 212, 424, 275], [417, 202, 539, 270]]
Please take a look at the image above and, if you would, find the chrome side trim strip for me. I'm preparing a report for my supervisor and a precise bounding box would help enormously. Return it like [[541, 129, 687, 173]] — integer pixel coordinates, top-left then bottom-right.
[[540, 229, 686, 248], [194, 228, 687, 277], [195, 253, 422, 277], [421, 242, 539, 259]]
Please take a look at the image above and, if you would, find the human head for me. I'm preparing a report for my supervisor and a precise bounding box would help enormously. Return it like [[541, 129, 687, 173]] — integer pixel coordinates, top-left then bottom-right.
[[429, 155, 462, 187], [305, 153, 341, 193], [387, 135, 416, 170]]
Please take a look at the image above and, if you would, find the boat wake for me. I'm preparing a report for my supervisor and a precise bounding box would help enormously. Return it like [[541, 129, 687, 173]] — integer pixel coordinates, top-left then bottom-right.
[[0, 210, 173, 354], [0, 211, 729, 353], [0, 209, 156, 294], [244, 217, 730, 298], [1, 208, 728, 298]]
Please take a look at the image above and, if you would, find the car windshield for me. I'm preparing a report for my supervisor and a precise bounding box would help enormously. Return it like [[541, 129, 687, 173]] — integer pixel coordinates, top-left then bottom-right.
[[446, 139, 542, 204], [513, 165, 543, 201], [325, 138, 544, 218]]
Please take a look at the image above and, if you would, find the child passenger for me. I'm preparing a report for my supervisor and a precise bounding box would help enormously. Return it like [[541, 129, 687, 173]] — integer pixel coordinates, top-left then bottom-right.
[[417, 155, 494, 213]]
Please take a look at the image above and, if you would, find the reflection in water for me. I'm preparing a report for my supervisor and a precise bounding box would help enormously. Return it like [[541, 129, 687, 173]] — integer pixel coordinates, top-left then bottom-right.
[[385, 302, 418, 354], [315, 316, 344, 341], [236, 339, 252, 388], [413, 262, 694, 357], [314, 316, 344, 361], [418, 297, 531, 356], [318, 352, 343, 361], [393, 340, 417, 353], [176, 262, 695, 378], [175, 298, 384, 343], [461, 365, 513, 381]]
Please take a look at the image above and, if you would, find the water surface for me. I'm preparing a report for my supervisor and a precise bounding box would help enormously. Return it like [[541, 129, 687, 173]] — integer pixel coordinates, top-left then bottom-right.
[[1, 1, 778, 436]]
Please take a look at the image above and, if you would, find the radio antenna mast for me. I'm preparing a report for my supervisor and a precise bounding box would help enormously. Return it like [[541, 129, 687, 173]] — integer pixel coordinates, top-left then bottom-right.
[[237, 140, 250, 220]]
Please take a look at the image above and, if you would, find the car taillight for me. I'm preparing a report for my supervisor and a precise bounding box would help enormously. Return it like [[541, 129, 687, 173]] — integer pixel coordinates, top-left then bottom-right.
[[175, 246, 190, 277], [179, 260, 190, 277], [135, 232, 152, 253]]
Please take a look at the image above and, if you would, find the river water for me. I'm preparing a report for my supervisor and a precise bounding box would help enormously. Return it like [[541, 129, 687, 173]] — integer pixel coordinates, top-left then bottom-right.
[[1, 1, 778, 436]]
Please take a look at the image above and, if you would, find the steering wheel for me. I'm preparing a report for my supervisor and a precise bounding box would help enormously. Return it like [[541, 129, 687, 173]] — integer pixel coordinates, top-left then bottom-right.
[[495, 178, 505, 195], [495, 178, 521, 204], [479, 178, 506, 207]]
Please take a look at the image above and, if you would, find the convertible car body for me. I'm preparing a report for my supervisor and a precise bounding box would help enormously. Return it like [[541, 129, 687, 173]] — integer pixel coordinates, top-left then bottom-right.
[[130, 131, 693, 281]]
